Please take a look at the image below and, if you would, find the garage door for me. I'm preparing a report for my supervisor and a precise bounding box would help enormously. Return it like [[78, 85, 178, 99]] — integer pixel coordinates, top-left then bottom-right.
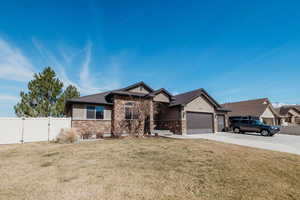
[[187, 112, 213, 134], [217, 115, 225, 132]]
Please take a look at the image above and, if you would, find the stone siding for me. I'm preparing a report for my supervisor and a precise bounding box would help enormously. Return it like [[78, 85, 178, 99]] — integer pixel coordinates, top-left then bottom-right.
[[72, 120, 111, 138], [112, 95, 153, 136]]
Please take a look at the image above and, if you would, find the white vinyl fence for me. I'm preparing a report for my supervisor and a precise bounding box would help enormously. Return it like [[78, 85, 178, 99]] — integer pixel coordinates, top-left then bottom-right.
[[0, 118, 71, 144]]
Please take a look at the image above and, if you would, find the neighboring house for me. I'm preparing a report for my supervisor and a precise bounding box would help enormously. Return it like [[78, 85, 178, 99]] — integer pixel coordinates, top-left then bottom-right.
[[221, 98, 280, 125], [65, 82, 229, 137], [275, 106, 300, 126]]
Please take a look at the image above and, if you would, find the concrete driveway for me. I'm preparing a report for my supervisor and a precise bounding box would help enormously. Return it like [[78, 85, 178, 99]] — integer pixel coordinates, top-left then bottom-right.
[[162, 132, 300, 155]]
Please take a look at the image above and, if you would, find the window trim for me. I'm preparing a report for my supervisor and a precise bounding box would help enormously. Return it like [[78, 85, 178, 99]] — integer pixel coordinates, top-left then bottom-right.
[[86, 105, 104, 120], [124, 102, 137, 120]]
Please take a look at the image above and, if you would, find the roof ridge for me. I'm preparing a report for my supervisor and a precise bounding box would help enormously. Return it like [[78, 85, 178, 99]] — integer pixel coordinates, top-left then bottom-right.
[[70, 81, 151, 100], [150, 88, 173, 96], [118, 81, 154, 92], [174, 88, 203, 97], [69, 91, 110, 100], [222, 98, 268, 105]]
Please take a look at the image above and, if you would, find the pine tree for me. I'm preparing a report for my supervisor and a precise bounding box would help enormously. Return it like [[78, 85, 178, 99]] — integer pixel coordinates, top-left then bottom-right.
[[55, 85, 80, 117], [14, 67, 80, 117]]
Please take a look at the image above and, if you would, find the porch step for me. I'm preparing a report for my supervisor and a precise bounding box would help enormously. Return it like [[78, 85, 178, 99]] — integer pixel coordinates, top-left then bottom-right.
[[152, 129, 174, 136]]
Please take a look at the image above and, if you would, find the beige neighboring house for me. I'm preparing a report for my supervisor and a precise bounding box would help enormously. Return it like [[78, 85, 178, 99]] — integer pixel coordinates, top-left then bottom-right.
[[221, 98, 280, 125], [275, 106, 300, 126], [65, 82, 230, 138]]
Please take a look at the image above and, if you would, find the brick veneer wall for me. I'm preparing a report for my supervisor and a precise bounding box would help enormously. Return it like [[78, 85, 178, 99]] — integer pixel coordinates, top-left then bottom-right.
[[154, 120, 182, 134], [72, 120, 111, 137]]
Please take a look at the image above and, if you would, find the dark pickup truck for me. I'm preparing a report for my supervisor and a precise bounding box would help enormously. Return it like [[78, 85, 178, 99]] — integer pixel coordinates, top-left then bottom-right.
[[230, 119, 280, 136]]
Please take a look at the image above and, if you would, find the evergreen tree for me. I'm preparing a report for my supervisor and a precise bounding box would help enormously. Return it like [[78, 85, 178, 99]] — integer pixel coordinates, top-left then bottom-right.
[[55, 85, 80, 117], [14, 67, 80, 117]]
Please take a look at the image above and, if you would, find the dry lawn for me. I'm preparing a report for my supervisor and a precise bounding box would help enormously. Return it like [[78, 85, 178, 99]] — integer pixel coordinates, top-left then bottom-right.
[[0, 138, 299, 200]]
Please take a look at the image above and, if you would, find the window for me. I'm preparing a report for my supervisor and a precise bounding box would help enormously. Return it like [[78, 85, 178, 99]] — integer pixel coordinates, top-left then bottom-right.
[[124, 102, 137, 120], [86, 106, 95, 119], [86, 105, 104, 119]]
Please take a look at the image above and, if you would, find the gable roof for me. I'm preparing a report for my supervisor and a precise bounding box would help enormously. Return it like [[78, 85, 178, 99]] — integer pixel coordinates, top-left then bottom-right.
[[148, 88, 174, 99], [170, 88, 226, 111], [221, 98, 278, 117], [66, 82, 226, 112], [275, 106, 300, 116], [66, 82, 154, 105], [294, 105, 300, 112], [119, 81, 154, 93], [67, 92, 112, 105]]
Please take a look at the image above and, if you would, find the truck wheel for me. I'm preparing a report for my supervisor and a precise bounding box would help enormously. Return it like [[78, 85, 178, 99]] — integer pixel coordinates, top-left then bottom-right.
[[261, 130, 270, 136], [234, 127, 240, 133]]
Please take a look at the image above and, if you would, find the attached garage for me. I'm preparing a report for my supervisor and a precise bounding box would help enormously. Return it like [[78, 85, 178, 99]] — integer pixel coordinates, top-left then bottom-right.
[[187, 112, 214, 134], [170, 88, 229, 135]]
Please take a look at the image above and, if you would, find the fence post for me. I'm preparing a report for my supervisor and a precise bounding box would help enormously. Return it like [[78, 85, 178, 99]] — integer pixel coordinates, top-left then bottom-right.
[[48, 117, 51, 142], [21, 117, 25, 144]]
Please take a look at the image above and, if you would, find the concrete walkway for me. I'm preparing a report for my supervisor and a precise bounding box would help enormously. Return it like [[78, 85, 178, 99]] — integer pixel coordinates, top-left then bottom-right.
[[161, 132, 300, 156]]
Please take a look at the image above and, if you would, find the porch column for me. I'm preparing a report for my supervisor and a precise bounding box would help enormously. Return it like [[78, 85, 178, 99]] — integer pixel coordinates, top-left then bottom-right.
[[212, 113, 216, 133], [149, 100, 154, 133], [291, 116, 296, 124], [181, 106, 187, 135]]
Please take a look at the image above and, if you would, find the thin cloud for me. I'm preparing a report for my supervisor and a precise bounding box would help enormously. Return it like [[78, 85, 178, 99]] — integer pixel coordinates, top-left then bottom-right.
[[79, 42, 93, 91], [0, 94, 18, 102], [0, 38, 35, 82], [32, 38, 122, 95]]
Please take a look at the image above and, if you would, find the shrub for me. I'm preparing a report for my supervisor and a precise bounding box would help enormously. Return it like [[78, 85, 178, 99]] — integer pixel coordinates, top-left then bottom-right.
[[55, 128, 80, 143]]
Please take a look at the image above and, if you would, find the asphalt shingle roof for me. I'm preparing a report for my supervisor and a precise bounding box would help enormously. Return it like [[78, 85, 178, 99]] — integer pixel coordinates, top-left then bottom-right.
[[275, 106, 300, 116], [221, 98, 270, 117], [67, 82, 227, 111], [67, 92, 112, 105], [170, 89, 204, 106]]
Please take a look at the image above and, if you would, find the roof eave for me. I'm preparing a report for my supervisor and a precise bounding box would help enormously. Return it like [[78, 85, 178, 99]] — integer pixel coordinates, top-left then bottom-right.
[[66, 100, 113, 106]]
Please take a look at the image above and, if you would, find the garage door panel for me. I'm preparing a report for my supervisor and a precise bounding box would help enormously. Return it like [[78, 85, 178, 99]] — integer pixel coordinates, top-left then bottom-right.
[[187, 112, 213, 134]]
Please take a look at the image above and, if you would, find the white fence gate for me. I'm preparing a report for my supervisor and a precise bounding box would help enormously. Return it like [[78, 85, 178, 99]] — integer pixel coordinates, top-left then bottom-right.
[[0, 118, 71, 144]]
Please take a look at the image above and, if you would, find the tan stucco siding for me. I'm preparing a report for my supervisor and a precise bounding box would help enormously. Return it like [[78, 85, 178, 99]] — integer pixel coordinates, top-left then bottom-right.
[[153, 93, 170, 103], [104, 109, 112, 120], [261, 107, 275, 118], [184, 95, 215, 113], [128, 86, 150, 94], [182, 95, 217, 134], [72, 104, 85, 119], [72, 104, 112, 120]]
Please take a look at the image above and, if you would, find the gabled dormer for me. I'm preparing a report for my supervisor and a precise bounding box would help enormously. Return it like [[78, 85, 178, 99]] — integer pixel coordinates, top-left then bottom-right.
[[120, 81, 154, 94], [150, 88, 173, 103]]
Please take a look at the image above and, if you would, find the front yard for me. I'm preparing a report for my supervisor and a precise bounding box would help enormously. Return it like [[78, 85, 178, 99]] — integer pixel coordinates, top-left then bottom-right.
[[0, 138, 299, 200]]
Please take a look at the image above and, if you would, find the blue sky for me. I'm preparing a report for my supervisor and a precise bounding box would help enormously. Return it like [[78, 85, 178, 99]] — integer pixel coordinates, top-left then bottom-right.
[[0, 0, 300, 116]]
